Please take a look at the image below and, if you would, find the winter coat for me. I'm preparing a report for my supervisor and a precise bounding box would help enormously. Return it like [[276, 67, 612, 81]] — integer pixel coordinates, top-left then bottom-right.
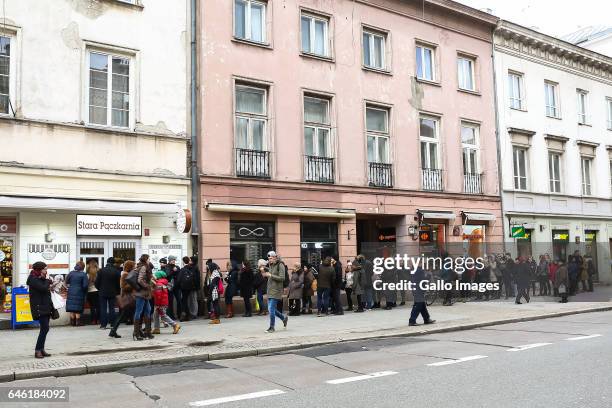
[[362, 259, 374, 289], [27, 273, 53, 320], [317, 262, 334, 290], [117, 270, 136, 309], [351, 263, 364, 295], [177, 265, 198, 291], [239, 266, 254, 298], [288, 270, 304, 300], [332, 261, 343, 289], [302, 269, 315, 297], [266, 261, 286, 300], [134, 263, 152, 299], [515, 262, 531, 288], [225, 262, 239, 299], [548, 263, 558, 282], [568, 262, 579, 280], [163, 264, 181, 288], [253, 269, 267, 292], [95, 262, 121, 298], [579, 261, 589, 281], [65, 270, 89, 313], [153, 277, 170, 307], [411, 267, 427, 303], [555, 265, 569, 289]]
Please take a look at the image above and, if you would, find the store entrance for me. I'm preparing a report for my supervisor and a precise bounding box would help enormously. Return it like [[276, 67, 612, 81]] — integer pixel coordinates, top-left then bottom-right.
[[584, 230, 598, 281], [300, 222, 338, 268], [0, 238, 14, 318], [78, 239, 139, 268]]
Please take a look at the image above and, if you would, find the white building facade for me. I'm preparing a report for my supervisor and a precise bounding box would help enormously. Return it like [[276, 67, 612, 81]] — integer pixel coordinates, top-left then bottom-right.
[[0, 0, 193, 307], [494, 21, 612, 284]]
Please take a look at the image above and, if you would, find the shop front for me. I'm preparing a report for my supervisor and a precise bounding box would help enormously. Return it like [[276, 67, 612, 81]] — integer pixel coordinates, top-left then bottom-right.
[[229, 221, 275, 266], [584, 230, 598, 281], [0, 217, 16, 319], [300, 222, 338, 267], [552, 229, 570, 262], [417, 211, 455, 257]]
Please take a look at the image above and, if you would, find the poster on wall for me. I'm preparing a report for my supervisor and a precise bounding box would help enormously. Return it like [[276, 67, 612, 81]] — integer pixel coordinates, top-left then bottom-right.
[[147, 244, 184, 270], [27, 244, 71, 300]]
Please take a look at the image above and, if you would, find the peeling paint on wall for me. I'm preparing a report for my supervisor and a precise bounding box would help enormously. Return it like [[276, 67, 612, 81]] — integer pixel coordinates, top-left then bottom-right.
[[61, 22, 82, 50], [65, 0, 106, 19], [408, 77, 424, 111]]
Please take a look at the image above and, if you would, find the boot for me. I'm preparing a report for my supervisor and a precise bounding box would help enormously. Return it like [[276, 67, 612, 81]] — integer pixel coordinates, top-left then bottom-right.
[[132, 320, 144, 341], [76, 318, 84, 326], [143, 317, 155, 339], [108, 329, 122, 338], [226, 304, 234, 318], [173, 323, 181, 334], [209, 318, 220, 324], [70, 317, 76, 326], [152, 328, 161, 335]]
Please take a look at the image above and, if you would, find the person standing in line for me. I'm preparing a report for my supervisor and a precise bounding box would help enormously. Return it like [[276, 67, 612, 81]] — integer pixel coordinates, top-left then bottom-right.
[[586, 258, 595, 292], [85, 260, 100, 326], [501, 253, 515, 298], [331, 257, 344, 315], [358, 255, 374, 310], [263, 251, 288, 333], [567, 257, 579, 296], [152, 270, 181, 334], [108, 260, 136, 339], [177, 256, 197, 321], [207, 261, 222, 324], [162, 256, 181, 321], [301, 264, 315, 314], [96, 257, 120, 329], [344, 260, 354, 311], [133, 254, 154, 340], [239, 260, 254, 317], [408, 266, 435, 326], [555, 261, 569, 303], [514, 257, 531, 304], [288, 262, 304, 316], [350, 259, 365, 313], [548, 257, 559, 296], [66, 261, 88, 327], [253, 259, 268, 315], [27, 262, 53, 359], [579, 257, 589, 293], [224, 260, 239, 318], [316, 256, 334, 317], [537, 255, 550, 296]]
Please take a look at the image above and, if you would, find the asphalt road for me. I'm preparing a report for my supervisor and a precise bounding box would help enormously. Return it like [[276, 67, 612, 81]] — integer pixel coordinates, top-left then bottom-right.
[[2, 310, 611, 408]]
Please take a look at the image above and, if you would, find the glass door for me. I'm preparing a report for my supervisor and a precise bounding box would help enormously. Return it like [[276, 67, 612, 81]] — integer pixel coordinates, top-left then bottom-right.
[[78, 241, 106, 270], [111, 240, 138, 264]]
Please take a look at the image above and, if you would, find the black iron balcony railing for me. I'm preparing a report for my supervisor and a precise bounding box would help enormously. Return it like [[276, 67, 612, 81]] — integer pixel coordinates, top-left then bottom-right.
[[304, 155, 334, 184], [422, 168, 443, 191], [463, 172, 482, 194], [368, 162, 393, 188], [235, 148, 270, 178]]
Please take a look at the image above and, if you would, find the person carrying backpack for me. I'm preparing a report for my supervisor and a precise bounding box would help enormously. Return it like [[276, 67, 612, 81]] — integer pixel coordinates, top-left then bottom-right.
[[152, 270, 180, 335], [177, 257, 197, 321]]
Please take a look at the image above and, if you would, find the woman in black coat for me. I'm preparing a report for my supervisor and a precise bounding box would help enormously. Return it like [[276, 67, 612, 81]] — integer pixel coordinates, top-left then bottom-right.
[[239, 260, 255, 317], [65, 261, 89, 326], [27, 262, 53, 359]]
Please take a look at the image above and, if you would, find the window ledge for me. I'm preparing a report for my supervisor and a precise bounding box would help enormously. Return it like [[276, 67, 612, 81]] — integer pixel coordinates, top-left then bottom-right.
[[457, 88, 481, 96], [231, 37, 273, 50], [510, 107, 528, 113], [415, 78, 441, 87], [300, 52, 334, 63], [578, 122, 592, 127], [103, 0, 144, 11], [362, 66, 392, 76], [546, 115, 562, 121]]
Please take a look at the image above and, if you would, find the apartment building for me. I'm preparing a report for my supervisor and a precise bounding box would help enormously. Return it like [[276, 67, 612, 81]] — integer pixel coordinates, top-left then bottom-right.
[[198, 0, 503, 269], [494, 21, 612, 283]]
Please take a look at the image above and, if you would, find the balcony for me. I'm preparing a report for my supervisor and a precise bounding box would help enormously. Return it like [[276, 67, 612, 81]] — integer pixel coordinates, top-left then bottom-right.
[[368, 162, 393, 188], [304, 155, 335, 184], [235, 148, 270, 178], [422, 168, 443, 191], [463, 172, 482, 194]]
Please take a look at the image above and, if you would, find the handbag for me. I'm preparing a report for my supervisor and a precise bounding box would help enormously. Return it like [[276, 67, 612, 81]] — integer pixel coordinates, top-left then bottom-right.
[[311, 279, 318, 292], [51, 308, 60, 320], [126, 269, 140, 290], [558, 283, 567, 294]]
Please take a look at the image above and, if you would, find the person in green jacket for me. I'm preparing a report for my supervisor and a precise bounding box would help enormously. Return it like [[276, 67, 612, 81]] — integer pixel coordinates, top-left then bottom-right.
[[263, 251, 288, 333]]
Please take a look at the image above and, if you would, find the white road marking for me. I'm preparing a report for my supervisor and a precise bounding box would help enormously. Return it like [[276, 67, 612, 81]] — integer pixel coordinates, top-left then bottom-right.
[[189, 389, 285, 407], [565, 334, 602, 341], [507, 343, 552, 352], [427, 355, 488, 366], [326, 371, 398, 384]]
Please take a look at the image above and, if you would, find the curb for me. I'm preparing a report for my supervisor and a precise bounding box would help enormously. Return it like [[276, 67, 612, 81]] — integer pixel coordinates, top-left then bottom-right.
[[2, 305, 611, 382]]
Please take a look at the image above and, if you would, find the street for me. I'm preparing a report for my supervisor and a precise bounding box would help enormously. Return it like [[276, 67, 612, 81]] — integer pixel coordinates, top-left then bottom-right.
[[2, 310, 610, 407]]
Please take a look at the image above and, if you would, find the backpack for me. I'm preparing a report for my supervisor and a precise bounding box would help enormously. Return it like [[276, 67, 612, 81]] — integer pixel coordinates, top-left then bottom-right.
[[180, 267, 195, 290], [281, 262, 290, 288], [217, 277, 224, 295], [126, 269, 140, 290]]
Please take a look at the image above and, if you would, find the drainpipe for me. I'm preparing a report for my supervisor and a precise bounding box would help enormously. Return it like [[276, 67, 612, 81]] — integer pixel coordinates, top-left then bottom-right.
[[190, 0, 200, 248], [491, 21, 507, 254]]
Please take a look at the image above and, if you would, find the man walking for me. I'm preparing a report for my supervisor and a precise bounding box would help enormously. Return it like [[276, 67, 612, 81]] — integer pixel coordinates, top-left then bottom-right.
[[408, 266, 435, 326], [263, 251, 288, 333], [515, 256, 531, 304], [95, 257, 121, 329]]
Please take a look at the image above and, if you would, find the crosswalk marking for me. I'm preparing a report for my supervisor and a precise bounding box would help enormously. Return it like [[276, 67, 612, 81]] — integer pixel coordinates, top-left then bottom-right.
[[189, 389, 285, 407], [326, 371, 398, 384], [507, 343, 552, 352], [427, 355, 488, 366], [565, 334, 602, 341]]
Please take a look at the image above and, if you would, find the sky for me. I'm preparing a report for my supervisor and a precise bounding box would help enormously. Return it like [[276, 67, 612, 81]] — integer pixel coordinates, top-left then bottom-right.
[[454, 0, 612, 38]]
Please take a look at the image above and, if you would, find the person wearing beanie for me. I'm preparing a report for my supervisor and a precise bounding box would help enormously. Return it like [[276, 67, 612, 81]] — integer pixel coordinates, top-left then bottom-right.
[[65, 261, 89, 327], [152, 270, 181, 335], [162, 255, 180, 320], [27, 262, 53, 358]]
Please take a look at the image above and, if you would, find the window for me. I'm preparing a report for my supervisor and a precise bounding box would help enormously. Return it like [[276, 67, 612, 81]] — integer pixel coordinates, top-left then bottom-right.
[[88, 51, 130, 128], [513, 146, 528, 190], [416, 44, 435, 81], [363, 29, 386, 70], [457, 56, 475, 91], [301, 13, 329, 57], [366, 106, 389, 163], [581, 157, 592, 196], [419, 116, 439, 170], [544, 81, 559, 118], [304, 96, 331, 157], [607, 98, 612, 130], [234, 0, 266, 43], [548, 152, 562, 193], [0, 36, 10, 114], [235, 85, 267, 150], [577, 90, 588, 124], [461, 122, 479, 175], [508, 72, 524, 110]]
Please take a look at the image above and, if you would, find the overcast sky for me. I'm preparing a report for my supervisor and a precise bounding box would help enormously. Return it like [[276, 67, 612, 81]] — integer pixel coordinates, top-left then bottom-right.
[[455, 0, 612, 38]]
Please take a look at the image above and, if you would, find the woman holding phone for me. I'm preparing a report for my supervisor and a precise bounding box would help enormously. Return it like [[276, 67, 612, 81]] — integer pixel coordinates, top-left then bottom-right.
[[27, 261, 54, 359]]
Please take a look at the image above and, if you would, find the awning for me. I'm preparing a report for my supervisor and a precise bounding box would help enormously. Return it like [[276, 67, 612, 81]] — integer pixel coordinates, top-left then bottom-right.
[[0, 195, 181, 214], [461, 211, 496, 222], [205, 203, 356, 219], [417, 210, 456, 220]]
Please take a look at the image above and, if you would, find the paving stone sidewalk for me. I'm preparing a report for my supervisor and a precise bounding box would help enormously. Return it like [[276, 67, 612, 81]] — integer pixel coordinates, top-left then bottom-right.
[[1, 289, 610, 382]]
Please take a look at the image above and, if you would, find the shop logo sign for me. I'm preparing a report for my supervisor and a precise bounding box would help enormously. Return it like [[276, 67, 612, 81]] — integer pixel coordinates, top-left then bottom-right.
[[0, 224, 8, 232], [42, 247, 57, 260], [238, 227, 265, 237]]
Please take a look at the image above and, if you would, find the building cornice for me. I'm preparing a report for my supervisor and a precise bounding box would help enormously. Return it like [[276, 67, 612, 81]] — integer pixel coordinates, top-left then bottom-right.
[[576, 140, 600, 148], [544, 134, 569, 143], [507, 127, 536, 136], [494, 21, 612, 85]]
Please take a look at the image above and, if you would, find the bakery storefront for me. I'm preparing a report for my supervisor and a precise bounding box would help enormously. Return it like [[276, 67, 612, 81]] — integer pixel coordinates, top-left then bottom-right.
[[0, 217, 16, 318]]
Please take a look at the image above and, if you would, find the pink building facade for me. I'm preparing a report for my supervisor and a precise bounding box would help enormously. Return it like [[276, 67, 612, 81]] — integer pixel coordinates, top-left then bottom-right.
[[199, 0, 502, 269]]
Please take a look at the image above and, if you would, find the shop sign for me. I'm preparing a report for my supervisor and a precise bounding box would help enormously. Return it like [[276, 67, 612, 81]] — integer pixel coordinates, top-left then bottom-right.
[[230, 222, 275, 242], [419, 230, 432, 242], [0, 217, 16, 234], [585, 233, 596, 241], [176, 208, 192, 234], [511, 226, 526, 238], [553, 232, 569, 242], [27, 244, 70, 274], [77, 214, 142, 237]]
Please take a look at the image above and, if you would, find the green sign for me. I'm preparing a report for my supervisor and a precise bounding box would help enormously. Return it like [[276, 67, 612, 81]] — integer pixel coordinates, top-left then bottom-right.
[[511, 226, 526, 238]]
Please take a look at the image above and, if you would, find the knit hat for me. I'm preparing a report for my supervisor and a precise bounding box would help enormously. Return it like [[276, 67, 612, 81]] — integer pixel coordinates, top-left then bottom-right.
[[32, 261, 47, 271], [267, 251, 277, 257], [159, 258, 168, 265], [154, 270, 167, 279], [168, 255, 177, 262]]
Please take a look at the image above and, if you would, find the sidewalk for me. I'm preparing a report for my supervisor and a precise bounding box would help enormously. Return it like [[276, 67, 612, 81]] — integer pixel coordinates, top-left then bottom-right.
[[1, 288, 610, 383]]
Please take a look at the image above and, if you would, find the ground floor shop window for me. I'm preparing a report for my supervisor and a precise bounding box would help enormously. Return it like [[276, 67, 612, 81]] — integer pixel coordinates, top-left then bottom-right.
[[300, 222, 338, 267], [419, 223, 446, 257], [78, 239, 139, 266], [230, 221, 275, 266], [0, 238, 14, 313], [584, 230, 598, 281], [462, 225, 485, 259], [516, 229, 533, 259], [552, 230, 569, 262]]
